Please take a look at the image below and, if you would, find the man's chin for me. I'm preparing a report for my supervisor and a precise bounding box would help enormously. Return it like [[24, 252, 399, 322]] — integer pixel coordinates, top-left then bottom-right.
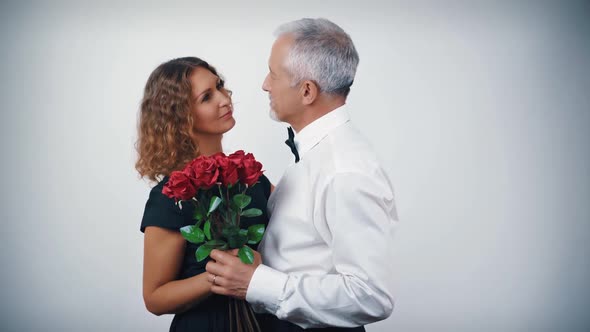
[[269, 109, 281, 122]]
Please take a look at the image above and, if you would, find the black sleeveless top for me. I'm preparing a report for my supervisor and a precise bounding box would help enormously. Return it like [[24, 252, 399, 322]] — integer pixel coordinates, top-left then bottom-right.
[[140, 175, 272, 332]]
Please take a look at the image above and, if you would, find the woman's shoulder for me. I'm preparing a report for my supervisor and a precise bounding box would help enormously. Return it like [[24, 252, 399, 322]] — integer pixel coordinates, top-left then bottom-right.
[[256, 174, 272, 199], [140, 176, 192, 233], [148, 176, 168, 194], [145, 177, 178, 207]]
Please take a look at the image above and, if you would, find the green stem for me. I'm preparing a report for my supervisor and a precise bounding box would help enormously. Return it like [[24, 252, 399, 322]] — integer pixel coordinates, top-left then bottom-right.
[[226, 186, 233, 227]]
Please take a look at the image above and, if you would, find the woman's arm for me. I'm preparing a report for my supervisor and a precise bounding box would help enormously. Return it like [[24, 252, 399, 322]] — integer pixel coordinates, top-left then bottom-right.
[[142, 226, 212, 316], [270, 183, 275, 193]]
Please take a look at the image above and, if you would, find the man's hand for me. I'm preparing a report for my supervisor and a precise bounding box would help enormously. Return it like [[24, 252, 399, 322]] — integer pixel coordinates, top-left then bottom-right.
[[205, 248, 262, 300]]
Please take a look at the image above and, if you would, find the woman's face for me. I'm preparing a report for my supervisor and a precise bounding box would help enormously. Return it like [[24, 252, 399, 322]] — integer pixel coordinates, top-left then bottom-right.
[[189, 67, 235, 136]]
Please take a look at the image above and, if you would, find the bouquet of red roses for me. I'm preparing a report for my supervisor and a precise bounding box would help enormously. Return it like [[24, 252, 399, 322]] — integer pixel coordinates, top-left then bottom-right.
[[162, 150, 266, 264]]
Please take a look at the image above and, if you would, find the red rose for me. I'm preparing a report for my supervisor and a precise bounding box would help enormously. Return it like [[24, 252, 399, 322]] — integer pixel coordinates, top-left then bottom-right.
[[187, 155, 219, 189], [213, 151, 242, 186], [239, 153, 264, 186], [162, 170, 197, 201], [228, 150, 246, 167], [219, 161, 239, 186], [211, 152, 232, 185], [211, 152, 227, 167]]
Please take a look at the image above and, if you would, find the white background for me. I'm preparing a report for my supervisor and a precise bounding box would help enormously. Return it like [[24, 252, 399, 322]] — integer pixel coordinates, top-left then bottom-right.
[[1, 1, 589, 331]]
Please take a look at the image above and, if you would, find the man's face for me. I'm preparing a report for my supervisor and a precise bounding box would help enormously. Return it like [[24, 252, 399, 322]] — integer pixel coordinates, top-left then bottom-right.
[[262, 35, 302, 123]]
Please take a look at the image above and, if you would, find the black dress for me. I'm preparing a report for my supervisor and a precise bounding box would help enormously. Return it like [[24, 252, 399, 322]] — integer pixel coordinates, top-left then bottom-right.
[[140, 175, 272, 332], [257, 316, 366, 332]]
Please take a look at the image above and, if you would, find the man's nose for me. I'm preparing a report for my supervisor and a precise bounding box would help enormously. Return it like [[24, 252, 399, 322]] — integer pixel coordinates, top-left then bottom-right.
[[262, 74, 270, 92]]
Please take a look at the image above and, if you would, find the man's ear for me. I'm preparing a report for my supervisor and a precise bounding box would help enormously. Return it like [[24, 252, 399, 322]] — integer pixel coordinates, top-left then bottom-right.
[[300, 80, 319, 106]]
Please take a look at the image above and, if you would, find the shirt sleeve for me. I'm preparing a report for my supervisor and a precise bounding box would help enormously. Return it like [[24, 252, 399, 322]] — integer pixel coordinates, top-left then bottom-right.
[[140, 181, 192, 233], [246, 170, 398, 328]]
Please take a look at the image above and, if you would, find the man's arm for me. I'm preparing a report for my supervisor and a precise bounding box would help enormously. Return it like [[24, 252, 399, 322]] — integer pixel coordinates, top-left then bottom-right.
[[208, 171, 398, 328]]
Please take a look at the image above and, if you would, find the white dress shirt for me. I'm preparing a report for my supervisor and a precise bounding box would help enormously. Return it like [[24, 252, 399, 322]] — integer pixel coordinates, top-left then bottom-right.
[[246, 105, 398, 328]]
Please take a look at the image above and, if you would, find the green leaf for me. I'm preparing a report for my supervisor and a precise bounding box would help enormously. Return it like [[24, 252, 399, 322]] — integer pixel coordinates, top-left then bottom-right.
[[180, 225, 205, 244], [238, 246, 255, 264], [196, 241, 228, 264], [229, 199, 240, 211], [221, 225, 239, 238], [204, 219, 212, 240], [233, 194, 252, 209], [208, 196, 222, 215], [204, 239, 227, 248], [227, 210, 237, 226], [193, 208, 204, 221], [241, 208, 262, 218], [195, 245, 213, 262], [247, 224, 265, 244], [228, 231, 248, 249]]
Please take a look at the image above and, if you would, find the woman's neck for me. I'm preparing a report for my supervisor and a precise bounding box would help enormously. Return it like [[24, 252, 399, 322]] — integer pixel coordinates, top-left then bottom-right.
[[196, 134, 223, 156]]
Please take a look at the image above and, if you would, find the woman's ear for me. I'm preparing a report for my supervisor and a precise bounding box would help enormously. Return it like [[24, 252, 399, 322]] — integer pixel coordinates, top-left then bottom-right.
[[300, 80, 319, 106]]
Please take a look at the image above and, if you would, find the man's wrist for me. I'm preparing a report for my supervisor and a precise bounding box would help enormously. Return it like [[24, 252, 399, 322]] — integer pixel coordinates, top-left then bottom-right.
[[245, 264, 288, 314]]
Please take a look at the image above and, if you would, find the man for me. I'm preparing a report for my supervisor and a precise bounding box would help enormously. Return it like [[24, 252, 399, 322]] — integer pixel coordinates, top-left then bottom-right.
[[206, 18, 398, 331]]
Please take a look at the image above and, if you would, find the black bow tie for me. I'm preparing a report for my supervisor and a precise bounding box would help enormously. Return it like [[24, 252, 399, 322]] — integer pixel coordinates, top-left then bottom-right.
[[285, 127, 300, 163]]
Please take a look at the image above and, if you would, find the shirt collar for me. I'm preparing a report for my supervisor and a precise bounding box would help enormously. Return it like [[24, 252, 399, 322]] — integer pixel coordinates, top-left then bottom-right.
[[293, 104, 350, 159]]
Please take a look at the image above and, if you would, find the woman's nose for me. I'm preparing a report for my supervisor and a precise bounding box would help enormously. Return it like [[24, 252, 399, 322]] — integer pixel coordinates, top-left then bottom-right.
[[219, 90, 231, 106]]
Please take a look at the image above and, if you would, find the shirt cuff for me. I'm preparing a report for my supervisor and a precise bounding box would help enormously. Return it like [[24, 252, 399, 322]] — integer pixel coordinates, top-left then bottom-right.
[[246, 264, 288, 314]]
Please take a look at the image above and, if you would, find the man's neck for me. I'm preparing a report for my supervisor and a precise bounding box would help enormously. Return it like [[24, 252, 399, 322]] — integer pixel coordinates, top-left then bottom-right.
[[290, 97, 346, 133]]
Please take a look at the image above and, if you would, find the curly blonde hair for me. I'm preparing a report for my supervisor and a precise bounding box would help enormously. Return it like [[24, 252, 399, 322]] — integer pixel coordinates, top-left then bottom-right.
[[135, 57, 222, 182]]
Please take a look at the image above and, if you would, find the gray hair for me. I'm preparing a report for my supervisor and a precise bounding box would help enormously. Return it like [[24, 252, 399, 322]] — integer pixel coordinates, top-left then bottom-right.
[[275, 18, 359, 97]]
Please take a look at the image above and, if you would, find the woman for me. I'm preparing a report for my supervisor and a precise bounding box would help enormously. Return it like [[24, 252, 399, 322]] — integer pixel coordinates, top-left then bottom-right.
[[135, 57, 272, 331]]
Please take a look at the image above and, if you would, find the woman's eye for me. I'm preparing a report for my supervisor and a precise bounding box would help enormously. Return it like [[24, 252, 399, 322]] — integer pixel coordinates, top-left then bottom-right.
[[201, 81, 224, 103]]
